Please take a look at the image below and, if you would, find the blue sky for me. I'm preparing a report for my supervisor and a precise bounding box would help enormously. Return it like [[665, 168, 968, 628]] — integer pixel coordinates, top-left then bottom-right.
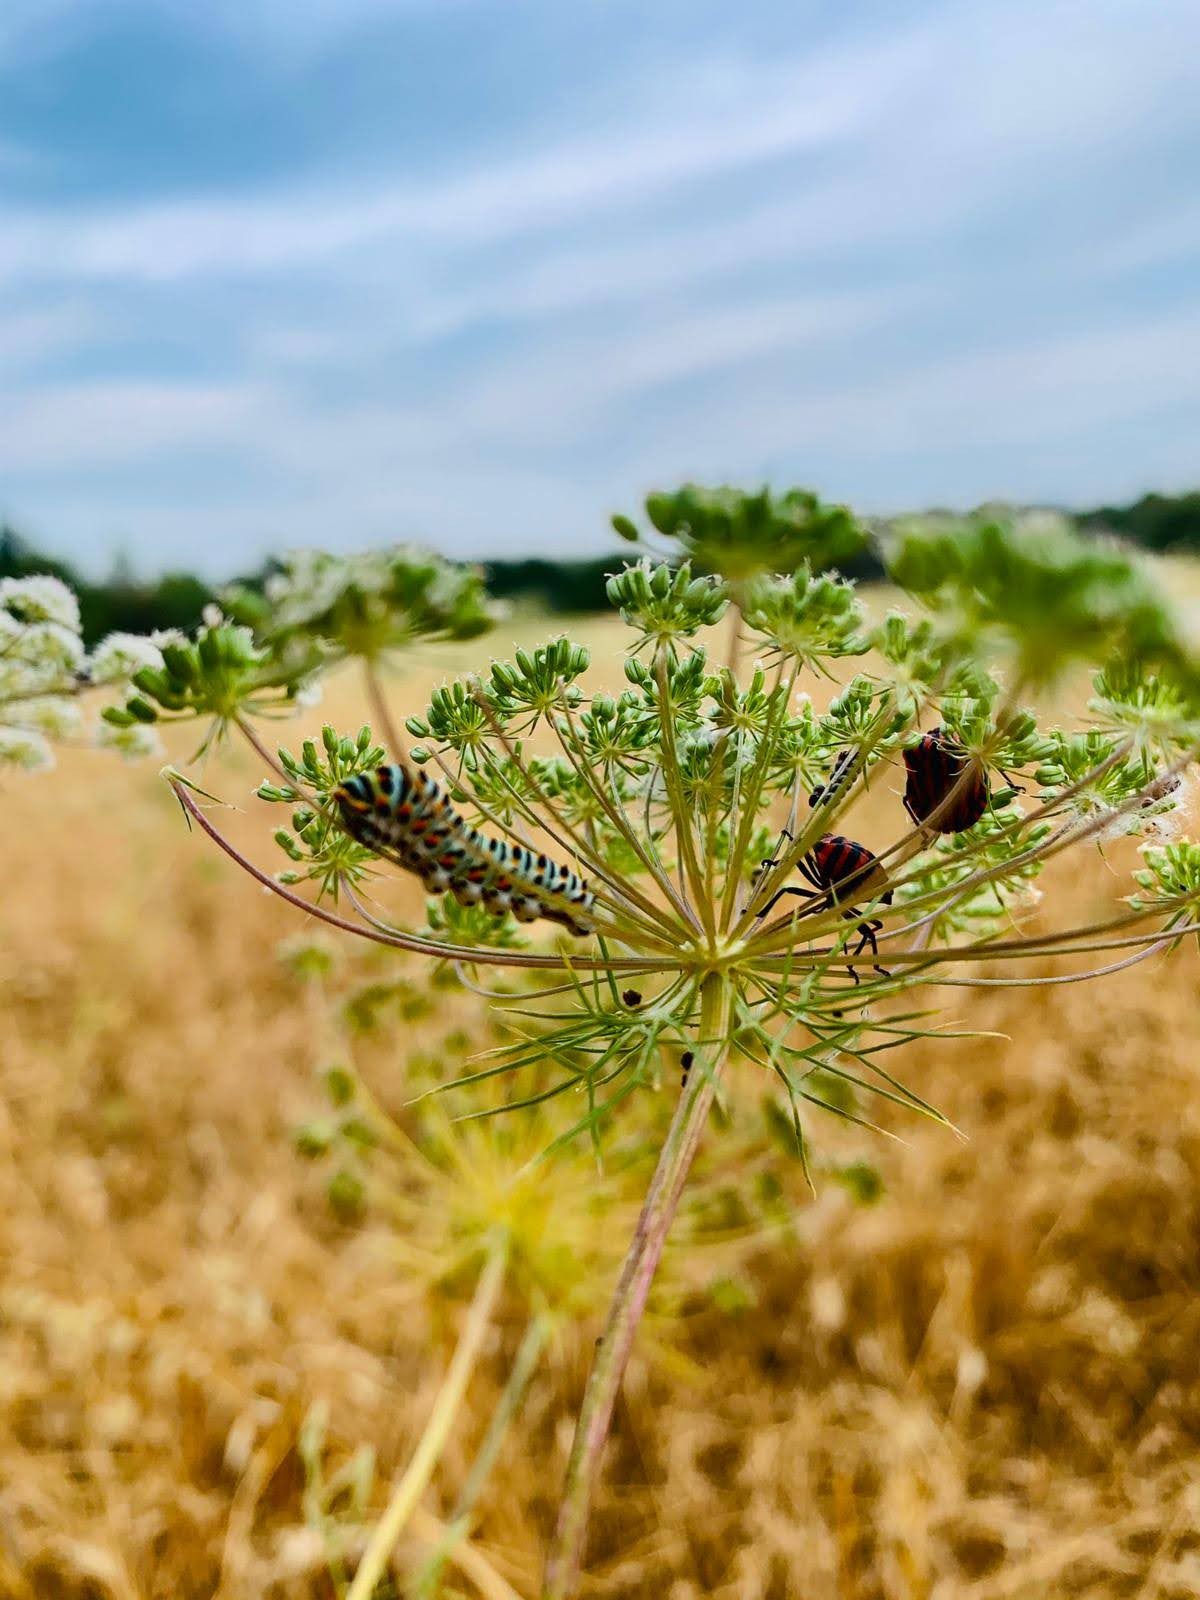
[[1, 0, 1198, 576]]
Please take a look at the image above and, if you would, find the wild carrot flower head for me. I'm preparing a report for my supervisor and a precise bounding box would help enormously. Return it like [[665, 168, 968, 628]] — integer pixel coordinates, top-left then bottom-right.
[[151, 493, 1199, 1173]]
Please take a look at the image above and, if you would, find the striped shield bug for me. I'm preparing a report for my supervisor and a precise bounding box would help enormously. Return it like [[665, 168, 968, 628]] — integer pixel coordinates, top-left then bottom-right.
[[754, 831, 893, 983], [902, 726, 991, 834]]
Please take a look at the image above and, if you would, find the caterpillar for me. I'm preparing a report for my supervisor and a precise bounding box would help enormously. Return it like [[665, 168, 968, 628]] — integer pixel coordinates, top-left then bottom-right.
[[333, 764, 596, 937], [808, 746, 863, 809]]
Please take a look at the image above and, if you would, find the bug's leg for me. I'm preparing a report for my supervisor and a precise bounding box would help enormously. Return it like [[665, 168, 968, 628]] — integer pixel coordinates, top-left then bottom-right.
[[902, 794, 922, 828], [751, 827, 796, 904], [756, 885, 819, 920], [855, 915, 890, 977], [834, 907, 862, 986], [755, 826, 796, 873], [796, 855, 825, 891], [998, 766, 1026, 794]]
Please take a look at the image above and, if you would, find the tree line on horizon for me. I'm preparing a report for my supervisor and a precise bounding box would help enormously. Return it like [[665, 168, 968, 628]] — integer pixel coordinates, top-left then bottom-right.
[[2, 488, 1197, 647]]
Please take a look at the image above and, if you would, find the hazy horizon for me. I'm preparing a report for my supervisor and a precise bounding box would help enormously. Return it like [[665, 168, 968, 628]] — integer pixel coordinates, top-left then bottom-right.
[[2, 0, 1198, 577]]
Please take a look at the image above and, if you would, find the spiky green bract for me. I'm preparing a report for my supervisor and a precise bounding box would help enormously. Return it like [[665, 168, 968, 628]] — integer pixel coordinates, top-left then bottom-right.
[[574, 691, 657, 775], [937, 699, 1052, 775], [895, 807, 1052, 940], [869, 611, 989, 721], [615, 484, 867, 583], [707, 665, 789, 752], [626, 649, 718, 722], [230, 545, 496, 663], [485, 638, 591, 730], [257, 724, 386, 896], [425, 893, 525, 950], [1089, 656, 1200, 754], [1034, 731, 1185, 834], [406, 680, 491, 768]]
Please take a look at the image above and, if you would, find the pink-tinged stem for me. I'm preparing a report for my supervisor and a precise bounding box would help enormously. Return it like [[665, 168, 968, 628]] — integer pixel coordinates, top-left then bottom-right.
[[542, 974, 732, 1599]]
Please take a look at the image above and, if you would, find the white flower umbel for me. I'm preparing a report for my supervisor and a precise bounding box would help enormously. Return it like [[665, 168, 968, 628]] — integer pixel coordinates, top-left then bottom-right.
[[11, 696, 84, 740], [95, 719, 165, 760], [88, 631, 166, 686], [0, 574, 81, 631], [0, 725, 54, 771]]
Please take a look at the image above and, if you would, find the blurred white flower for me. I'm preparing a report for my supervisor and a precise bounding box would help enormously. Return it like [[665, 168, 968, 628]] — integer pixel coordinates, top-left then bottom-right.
[[6, 620, 85, 675], [201, 602, 225, 628], [0, 574, 81, 632], [0, 726, 54, 771], [95, 719, 164, 761], [10, 696, 83, 740], [88, 631, 165, 686]]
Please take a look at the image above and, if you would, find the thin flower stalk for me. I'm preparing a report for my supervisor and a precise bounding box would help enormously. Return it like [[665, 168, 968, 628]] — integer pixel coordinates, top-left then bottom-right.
[[345, 1235, 510, 1600], [411, 1313, 551, 1600], [552, 696, 701, 934]]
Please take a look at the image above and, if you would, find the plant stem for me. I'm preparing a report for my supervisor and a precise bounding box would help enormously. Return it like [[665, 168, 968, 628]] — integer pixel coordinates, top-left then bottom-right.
[[364, 656, 411, 766], [407, 1506, 526, 1600], [413, 1313, 550, 1598], [234, 714, 291, 784], [653, 647, 709, 933], [345, 1236, 509, 1600], [542, 973, 732, 1599]]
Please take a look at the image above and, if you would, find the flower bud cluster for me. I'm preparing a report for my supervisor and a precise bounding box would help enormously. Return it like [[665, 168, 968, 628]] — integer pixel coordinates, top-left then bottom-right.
[[258, 724, 387, 895], [103, 619, 317, 752], [240, 545, 497, 663], [605, 560, 727, 650], [886, 512, 1182, 685], [614, 484, 867, 585]]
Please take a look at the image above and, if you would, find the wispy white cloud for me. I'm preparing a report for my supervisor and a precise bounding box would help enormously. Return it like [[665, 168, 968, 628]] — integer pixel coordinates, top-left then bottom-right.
[[0, 46, 886, 286], [0, 379, 268, 471]]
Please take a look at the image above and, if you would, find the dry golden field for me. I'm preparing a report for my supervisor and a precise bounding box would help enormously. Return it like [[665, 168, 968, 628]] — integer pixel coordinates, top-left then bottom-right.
[[2, 608, 1199, 1600]]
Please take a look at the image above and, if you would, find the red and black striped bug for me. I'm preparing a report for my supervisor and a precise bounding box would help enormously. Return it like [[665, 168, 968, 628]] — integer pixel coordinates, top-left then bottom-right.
[[902, 726, 991, 834], [754, 831, 893, 984]]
